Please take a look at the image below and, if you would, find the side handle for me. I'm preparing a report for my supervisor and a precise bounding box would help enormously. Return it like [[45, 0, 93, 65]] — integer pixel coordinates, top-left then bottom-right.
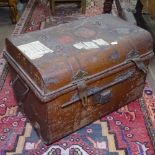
[[10, 75, 29, 105]]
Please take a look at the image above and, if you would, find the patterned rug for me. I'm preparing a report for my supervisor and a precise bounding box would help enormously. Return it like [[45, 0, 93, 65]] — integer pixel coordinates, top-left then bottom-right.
[[1, 0, 155, 154], [1, 74, 155, 154], [141, 84, 155, 149]]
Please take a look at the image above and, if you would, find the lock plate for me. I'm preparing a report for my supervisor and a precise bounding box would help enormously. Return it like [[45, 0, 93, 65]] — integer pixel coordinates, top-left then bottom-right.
[[93, 89, 112, 104]]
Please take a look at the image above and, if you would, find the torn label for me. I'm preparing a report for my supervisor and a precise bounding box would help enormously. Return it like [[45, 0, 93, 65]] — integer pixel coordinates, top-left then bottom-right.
[[17, 41, 54, 59]]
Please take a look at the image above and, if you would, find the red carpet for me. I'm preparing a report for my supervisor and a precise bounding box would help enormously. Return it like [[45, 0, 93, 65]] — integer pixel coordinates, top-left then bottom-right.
[[1, 74, 154, 154], [1, 1, 155, 154]]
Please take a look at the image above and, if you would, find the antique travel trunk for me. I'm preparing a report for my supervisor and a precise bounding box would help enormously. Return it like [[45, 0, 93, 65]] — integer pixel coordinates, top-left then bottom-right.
[[4, 14, 154, 144]]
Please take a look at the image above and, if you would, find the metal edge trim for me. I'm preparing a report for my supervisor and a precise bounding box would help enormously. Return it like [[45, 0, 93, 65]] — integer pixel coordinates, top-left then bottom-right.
[[3, 50, 154, 103]]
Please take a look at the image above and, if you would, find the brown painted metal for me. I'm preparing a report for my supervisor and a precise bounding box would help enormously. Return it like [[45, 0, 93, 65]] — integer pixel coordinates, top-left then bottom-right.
[[4, 14, 154, 144]]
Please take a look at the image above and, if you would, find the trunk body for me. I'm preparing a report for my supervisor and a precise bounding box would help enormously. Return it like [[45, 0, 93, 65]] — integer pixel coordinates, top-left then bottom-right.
[[4, 14, 154, 144]]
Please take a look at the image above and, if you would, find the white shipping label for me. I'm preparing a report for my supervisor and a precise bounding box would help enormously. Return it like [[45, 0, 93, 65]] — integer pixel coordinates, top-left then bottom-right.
[[73, 42, 86, 50], [111, 41, 118, 45], [73, 42, 99, 50], [17, 41, 54, 59], [83, 42, 99, 49], [93, 39, 109, 46]]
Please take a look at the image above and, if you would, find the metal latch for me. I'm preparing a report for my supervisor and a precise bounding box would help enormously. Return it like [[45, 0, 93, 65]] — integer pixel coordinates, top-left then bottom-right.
[[77, 80, 88, 109], [126, 50, 148, 74]]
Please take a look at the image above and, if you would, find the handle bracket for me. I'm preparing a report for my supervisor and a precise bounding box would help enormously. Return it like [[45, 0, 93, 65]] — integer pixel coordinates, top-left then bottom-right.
[[126, 50, 148, 74], [77, 80, 88, 109]]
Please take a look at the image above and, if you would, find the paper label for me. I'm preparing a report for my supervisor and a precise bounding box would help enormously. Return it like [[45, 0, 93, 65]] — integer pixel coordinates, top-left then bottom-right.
[[93, 39, 109, 46], [83, 42, 99, 49], [73, 42, 86, 50], [111, 41, 118, 45], [17, 41, 54, 59], [73, 42, 99, 50], [73, 39, 110, 50]]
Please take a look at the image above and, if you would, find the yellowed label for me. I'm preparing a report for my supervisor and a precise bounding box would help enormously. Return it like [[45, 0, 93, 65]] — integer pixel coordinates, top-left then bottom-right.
[[17, 41, 54, 59]]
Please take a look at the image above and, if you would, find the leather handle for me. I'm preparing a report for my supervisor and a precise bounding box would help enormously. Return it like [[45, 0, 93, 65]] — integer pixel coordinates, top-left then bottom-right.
[[10, 75, 29, 99]]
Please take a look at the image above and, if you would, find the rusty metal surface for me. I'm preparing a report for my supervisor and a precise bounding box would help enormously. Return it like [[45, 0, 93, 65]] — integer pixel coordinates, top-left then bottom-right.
[[4, 14, 153, 97], [61, 68, 136, 108], [4, 49, 154, 103], [10, 65, 146, 144], [3, 14, 154, 144]]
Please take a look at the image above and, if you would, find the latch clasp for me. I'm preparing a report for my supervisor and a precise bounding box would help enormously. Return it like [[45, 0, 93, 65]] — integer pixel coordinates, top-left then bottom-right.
[[77, 80, 88, 108]]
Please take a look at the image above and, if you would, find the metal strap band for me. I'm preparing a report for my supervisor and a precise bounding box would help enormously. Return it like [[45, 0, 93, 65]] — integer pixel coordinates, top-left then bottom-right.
[[126, 49, 148, 74], [77, 80, 88, 108]]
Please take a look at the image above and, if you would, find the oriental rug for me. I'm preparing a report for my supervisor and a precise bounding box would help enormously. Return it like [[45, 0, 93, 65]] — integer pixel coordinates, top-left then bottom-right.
[[1, 73, 155, 155], [0, 0, 155, 154]]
